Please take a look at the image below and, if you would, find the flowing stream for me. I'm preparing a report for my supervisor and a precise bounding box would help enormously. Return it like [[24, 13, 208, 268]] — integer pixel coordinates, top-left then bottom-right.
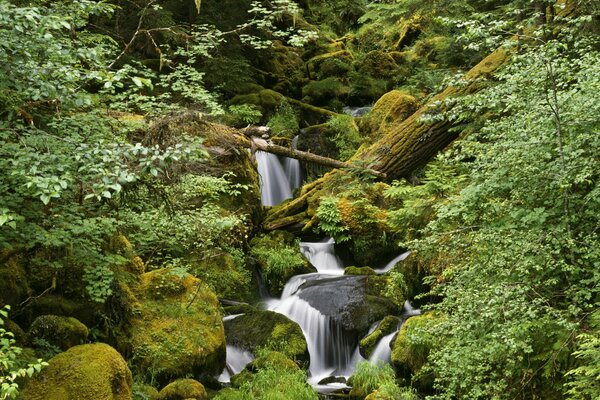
[[222, 146, 420, 391]]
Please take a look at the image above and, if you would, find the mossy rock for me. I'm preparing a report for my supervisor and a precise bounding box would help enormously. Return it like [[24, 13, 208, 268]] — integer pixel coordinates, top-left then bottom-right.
[[28, 315, 88, 351], [307, 50, 354, 77], [301, 77, 349, 106], [5, 319, 26, 345], [20, 343, 132, 400], [0, 253, 31, 307], [133, 383, 159, 400], [24, 295, 97, 328], [224, 310, 308, 362], [362, 90, 419, 137], [223, 303, 256, 315], [391, 312, 443, 378], [344, 266, 376, 276], [389, 253, 428, 303], [230, 89, 285, 117], [364, 274, 406, 309], [357, 51, 398, 79], [250, 231, 316, 297], [157, 379, 207, 400], [128, 269, 226, 383], [359, 316, 399, 358]]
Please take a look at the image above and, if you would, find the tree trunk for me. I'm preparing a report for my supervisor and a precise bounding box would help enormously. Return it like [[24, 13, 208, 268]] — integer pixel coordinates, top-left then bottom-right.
[[264, 47, 511, 232]]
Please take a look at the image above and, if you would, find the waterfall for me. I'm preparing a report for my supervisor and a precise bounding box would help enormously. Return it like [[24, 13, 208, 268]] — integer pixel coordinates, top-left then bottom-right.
[[256, 150, 292, 206], [299, 238, 344, 275], [218, 345, 254, 383], [368, 330, 397, 364], [282, 136, 303, 191], [374, 251, 411, 274]]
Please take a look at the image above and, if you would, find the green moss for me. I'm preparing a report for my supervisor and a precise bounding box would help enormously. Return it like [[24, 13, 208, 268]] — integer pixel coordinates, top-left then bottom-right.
[[250, 231, 315, 296], [128, 269, 226, 383], [5, 319, 26, 345], [358, 51, 399, 78], [224, 310, 308, 361], [361, 90, 419, 137], [302, 77, 349, 106], [391, 312, 443, 377], [0, 254, 31, 307], [223, 304, 256, 315], [28, 315, 89, 351], [133, 383, 159, 400], [157, 379, 207, 400], [345, 266, 376, 276], [20, 343, 132, 400], [359, 316, 399, 358]]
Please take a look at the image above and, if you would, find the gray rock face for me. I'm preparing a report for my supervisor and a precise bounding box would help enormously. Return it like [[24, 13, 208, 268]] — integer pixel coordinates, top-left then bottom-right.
[[298, 275, 396, 332]]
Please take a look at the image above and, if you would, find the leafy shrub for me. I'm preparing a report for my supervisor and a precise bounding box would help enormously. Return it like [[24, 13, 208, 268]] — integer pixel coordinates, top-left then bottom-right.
[[267, 102, 299, 138], [325, 114, 362, 160], [315, 196, 350, 243], [348, 361, 397, 395]]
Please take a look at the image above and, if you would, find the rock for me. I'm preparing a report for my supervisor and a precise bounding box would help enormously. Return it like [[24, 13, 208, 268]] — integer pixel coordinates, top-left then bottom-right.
[[157, 379, 207, 400], [133, 383, 159, 400], [317, 376, 347, 385], [5, 319, 26, 345], [361, 90, 418, 137], [344, 266, 377, 276], [28, 315, 88, 351], [224, 310, 308, 361], [230, 351, 300, 388], [359, 316, 400, 358], [0, 253, 31, 307], [391, 312, 442, 377], [20, 343, 132, 400], [128, 269, 226, 383], [298, 275, 399, 332]]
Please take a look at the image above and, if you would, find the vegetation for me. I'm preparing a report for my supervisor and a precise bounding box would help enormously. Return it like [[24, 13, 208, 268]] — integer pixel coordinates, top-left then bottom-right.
[[0, 0, 598, 398]]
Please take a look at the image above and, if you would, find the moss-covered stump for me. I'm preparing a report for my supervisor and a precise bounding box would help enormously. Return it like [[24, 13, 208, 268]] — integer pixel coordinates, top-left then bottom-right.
[[20, 343, 132, 400], [361, 90, 419, 137], [250, 231, 316, 297], [0, 252, 31, 307], [359, 316, 399, 358], [157, 379, 208, 400], [128, 268, 226, 382], [28, 315, 88, 351], [391, 312, 442, 380], [223, 310, 308, 362]]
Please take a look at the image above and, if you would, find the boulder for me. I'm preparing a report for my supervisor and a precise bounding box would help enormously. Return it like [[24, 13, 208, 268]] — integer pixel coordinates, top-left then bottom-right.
[[0, 253, 30, 307], [157, 379, 207, 400], [20, 343, 132, 400], [28, 315, 88, 351], [224, 310, 308, 361], [128, 269, 226, 383], [297, 275, 399, 332], [359, 316, 400, 358], [391, 312, 442, 377], [361, 90, 419, 137]]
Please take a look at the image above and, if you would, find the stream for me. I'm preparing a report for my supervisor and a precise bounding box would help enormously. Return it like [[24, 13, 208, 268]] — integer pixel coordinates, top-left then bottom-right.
[[219, 147, 420, 393]]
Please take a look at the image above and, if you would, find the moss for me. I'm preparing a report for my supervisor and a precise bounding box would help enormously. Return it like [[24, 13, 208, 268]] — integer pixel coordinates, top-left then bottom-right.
[[359, 316, 399, 358], [223, 303, 256, 315], [250, 231, 315, 297], [344, 266, 376, 276], [307, 50, 354, 77], [28, 315, 89, 351], [5, 319, 26, 345], [230, 89, 285, 118], [157, 379, 207, 400], [20, 343, 132, 400], [25, 295, 96, 329], [361, 90, 419, 137], [129, 269, 226, 383], [133, 383, 159, 400], [357, 51, 399, 79], [365, 274, 406, 309], [231, 351, 300, 388], [224, 310, 308, 361], [391, 312, 443, 377], [0, 254, 31, 307], [301, 77, 349, 106]]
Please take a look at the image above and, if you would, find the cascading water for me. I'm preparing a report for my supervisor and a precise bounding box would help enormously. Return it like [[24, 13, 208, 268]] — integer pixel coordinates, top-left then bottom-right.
[[282, 136, 304, 191], [343, 106, 373, 117], [299, 238, 344, 275], [256, 150, 292, 206], [375, 251, 411, 274], [218, 345, 254, 383]]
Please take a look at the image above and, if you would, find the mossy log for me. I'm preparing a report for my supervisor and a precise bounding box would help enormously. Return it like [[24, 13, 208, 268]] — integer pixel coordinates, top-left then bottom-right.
[[264, 46, 512, 232]]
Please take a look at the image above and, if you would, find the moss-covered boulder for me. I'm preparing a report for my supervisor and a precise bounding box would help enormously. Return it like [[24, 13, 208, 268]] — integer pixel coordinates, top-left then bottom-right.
[[250, 231, 316, 297], [359, 316, 399, 358], [128, 269, 226, 382], [344, 266, 376, 276], [230, 89, 285, 117], [20, 343, 132, 400], [302, 77, 349, 107], [357, 50, 399, 79], [391, 312, 442, 378], [5, 319, 26, 345], [361, 90, 418, 137], [0, 252, 31, 307], [28, 315, 88, 351], [157, 379, 207, 400], [224, 310, 308, 361], [133, 383, 159, 400]]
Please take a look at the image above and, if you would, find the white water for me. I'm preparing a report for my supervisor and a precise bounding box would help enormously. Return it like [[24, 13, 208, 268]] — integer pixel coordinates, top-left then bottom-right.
[[256, 150, 292, 206], [369, 330, 396, 364], [218, 345, 255, 383], [282, 136, 303, 191], [374, 251, 411, 274], [343, 106, 373, 117], [299, 238, 344, 275]]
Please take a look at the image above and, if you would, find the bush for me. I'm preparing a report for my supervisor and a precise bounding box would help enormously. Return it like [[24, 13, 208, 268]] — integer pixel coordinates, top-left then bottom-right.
[[267, 102, 299, 138], [348, 361, 397, 395], [325, 114, 362, 160]]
